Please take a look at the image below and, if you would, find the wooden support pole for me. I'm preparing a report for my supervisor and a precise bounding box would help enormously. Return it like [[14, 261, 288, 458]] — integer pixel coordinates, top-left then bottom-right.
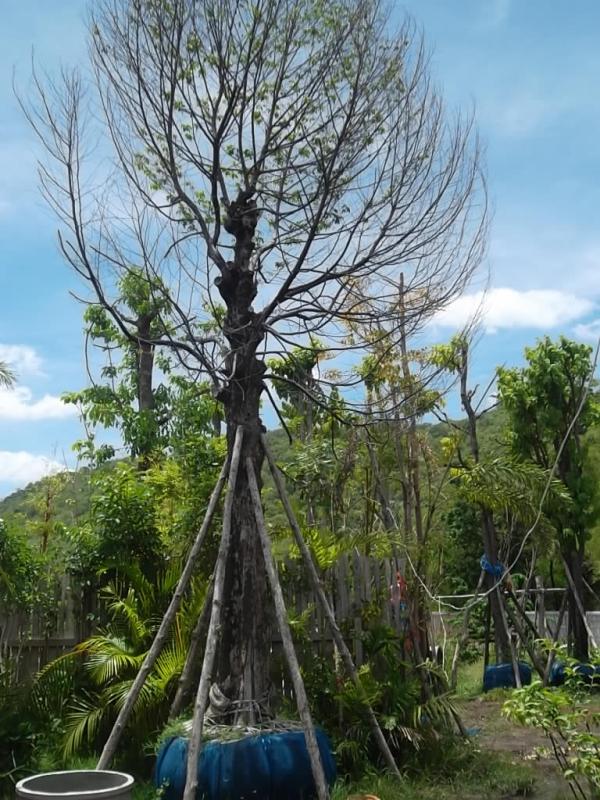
[[535, 576, 546, 639], [182, 427, 244, 800], [261, 434, 401, 779], [246, 457, 329, 800], [543, 591, 568, 686], [496, 586, 521, 688], [450, 570, 485, 690], [169, 578, 214, 720], [504, 593, 545, 678], [562, 557, 597, 650], [506, 586, 546, 643], [96, 453, 231, 770], [483, 595, 492, 671]]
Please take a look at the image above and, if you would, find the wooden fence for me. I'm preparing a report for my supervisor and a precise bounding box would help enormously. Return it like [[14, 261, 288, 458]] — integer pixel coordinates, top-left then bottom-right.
[[1, 554, 410, 683]]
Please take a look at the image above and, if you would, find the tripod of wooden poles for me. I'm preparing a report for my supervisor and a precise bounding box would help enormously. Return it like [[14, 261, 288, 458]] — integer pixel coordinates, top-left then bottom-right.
[[95, 426, 401, 800]]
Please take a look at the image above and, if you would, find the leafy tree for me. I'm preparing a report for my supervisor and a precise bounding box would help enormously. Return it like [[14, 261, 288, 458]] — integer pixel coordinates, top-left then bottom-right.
[[504, 648, 600, 799], [498, 336, 600, 660], [62, 271, 175, 466], [0, 518, 38, 612], [26, 0, 486, 713], [429, 336, 514, 662]]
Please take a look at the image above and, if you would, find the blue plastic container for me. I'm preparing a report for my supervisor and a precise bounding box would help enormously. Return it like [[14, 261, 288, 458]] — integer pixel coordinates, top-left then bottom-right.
[[483, 662, 532, 691], [549, 661, 600, 686], [155, 728, 337, 800]]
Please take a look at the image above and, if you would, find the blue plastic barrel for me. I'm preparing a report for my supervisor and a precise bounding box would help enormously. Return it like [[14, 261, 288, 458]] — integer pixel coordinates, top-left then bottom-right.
[[483, 662, 532, 691], [549, 661, 600, 686], [155, 727, 337, 800]]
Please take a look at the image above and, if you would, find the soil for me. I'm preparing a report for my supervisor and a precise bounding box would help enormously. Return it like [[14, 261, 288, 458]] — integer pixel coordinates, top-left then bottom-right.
[[458, 697, 572, 799]]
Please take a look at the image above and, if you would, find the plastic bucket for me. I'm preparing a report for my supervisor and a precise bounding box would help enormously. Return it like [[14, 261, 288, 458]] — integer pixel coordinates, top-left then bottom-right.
[[15, 770, 134, 800]]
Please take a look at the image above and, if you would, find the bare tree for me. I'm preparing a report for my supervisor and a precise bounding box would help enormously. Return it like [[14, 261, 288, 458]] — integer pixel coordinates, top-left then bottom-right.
[[23, 0, 486, 715]]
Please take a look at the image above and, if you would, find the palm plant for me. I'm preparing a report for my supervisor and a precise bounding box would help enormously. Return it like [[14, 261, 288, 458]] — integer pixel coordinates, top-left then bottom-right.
[[0, 360, 15, 389], [32, 563, 207, 759]]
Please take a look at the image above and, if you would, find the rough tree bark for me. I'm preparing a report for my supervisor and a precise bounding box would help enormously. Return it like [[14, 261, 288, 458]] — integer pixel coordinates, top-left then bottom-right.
[[564, 550, 592, 659], [214, 193, 270, 718]]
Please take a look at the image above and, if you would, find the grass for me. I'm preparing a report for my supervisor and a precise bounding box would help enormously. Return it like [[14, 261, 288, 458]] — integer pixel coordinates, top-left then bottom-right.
[[454, 657, 485, 699], [331, 748, 536, 799]]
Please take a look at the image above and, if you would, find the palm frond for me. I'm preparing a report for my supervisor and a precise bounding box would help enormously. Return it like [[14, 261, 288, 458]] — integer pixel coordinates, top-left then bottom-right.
[[102, 584, 148, 646], [32, 652, 78, 718], [453, 457, 571, 525], [62, 691, 111, 758], [80, 635, 145, 685], [0, 361, 15, 389]]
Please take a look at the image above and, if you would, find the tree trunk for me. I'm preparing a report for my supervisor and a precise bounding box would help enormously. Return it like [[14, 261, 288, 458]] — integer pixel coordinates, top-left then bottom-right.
[[214, 190, 270, 720], [565, 548, 589, 661], [135, 313, 155, 469], [458, 342, 512, 665], [136, 314, 155, 414], [481, 509, 512, 664], [218, 380, 270, 719]]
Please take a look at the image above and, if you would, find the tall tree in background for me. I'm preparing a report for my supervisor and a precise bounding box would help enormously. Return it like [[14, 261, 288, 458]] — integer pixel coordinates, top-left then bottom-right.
[[63, 270, 174, 466], [25, 0, 486, 714], [498, 337, 600, 660], [431, 337, 513, 663]]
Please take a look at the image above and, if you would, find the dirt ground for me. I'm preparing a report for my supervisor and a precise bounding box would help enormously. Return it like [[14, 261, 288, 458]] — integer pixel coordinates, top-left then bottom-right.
[[459, 697, 572, 799]]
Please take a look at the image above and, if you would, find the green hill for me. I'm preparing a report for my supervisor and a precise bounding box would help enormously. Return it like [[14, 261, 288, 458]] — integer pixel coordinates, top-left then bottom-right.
[[0, 411, 508, 527]]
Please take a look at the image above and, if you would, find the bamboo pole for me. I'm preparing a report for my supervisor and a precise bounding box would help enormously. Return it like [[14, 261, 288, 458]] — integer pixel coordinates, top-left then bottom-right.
[[169, 578, 214, 720], [246, 458, 329, 800], [182, 427, 244, 800], [96, 453, 231, 770], [261, 433, 401, 779]]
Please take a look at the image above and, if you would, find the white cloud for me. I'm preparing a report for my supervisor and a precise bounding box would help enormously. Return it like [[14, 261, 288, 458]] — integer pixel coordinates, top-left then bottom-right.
[[0, 387, 75, 421], [573, 319, 600, 343], [433, 288, 595, 334], [0, 344, 44, 376], [0, 451, 65, 487]]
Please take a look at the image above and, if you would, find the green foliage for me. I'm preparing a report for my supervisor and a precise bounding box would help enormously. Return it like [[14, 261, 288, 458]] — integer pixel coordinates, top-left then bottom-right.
[[437, 501, 482, 595], [68, 463, 164, 584], [0, 517, 39, 610], [268, 341, 326, 437], [498, 335, 600, 546], [451, 456, 571, 528], [503, 648, 600, 799], [62, 270, 220, 467], [298, 623, 458, 778], [0, 359, 16, 388], [31, 566, 206, 761], [0, 665, 40, 795]]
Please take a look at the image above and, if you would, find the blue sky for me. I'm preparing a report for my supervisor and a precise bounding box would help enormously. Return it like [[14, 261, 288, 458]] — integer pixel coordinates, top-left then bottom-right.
[[0, 0, 599, 496]]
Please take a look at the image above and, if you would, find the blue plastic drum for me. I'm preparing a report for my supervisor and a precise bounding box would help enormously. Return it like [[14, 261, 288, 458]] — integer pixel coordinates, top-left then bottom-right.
[[155, 727, 337, 800], [483, 662, 532, 691]]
